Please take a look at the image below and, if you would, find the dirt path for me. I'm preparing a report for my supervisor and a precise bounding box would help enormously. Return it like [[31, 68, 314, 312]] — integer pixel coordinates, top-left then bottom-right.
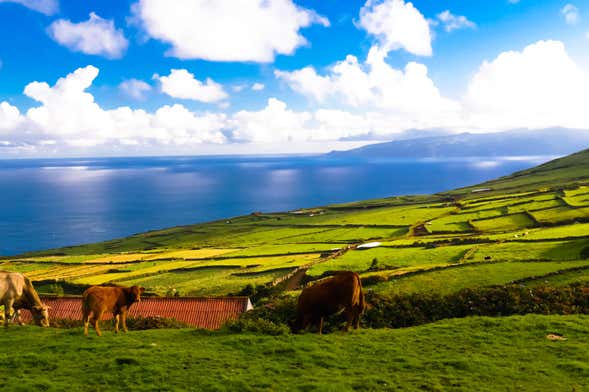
[[275, 245, 356, 290]]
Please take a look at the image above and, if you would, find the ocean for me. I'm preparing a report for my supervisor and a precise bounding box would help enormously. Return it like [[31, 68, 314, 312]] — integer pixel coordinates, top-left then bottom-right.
[[0, 155, 554, 255]]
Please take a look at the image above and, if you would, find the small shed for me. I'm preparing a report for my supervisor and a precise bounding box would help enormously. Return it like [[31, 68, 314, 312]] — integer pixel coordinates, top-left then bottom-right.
[[19, 296, 253, 329]]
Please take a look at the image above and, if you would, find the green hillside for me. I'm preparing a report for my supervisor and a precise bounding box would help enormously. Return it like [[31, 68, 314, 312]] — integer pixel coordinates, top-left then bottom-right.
[[2, 149, 589, 299]]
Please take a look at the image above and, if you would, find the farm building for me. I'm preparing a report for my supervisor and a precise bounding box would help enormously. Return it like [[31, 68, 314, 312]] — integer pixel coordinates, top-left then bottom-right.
[[18, 296, 253, 329]]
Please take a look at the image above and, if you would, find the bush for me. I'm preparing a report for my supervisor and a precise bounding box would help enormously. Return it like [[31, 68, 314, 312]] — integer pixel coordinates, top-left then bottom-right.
[[222, 318, 290, 335], [363, 283, 589, 329], [233, 283, 589, 333], [361, 274, 388, 287]]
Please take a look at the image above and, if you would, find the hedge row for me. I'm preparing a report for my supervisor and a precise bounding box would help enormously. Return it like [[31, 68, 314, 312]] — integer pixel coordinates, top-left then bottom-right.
[[235, 283, 589, 334]]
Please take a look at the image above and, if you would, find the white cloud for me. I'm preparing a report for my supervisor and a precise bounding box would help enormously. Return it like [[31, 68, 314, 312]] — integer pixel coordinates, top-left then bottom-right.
[[156, 69, 228, 103], [275, 66, 333, 101], [0, 101, 23, 131], [232, 84, 247, 93], [252, 83, 265, 91], [0, 0, 58, 15], [47, 13, 128, 59], [11, 66, 228, 148], [465, 40, 589, 130], [231, 98, 312, 142], [3, 39, 589, 155], [276, 46, 462, 129], [436, 10, 475, 32], [561, 4, 580, 25], [358, 0, 432, 56], [119, 79, 151, 100], [130, 0, 329, 62]]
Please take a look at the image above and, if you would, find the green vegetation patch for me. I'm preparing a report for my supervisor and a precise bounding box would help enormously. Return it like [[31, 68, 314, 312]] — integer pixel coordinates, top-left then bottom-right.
[[531, 206, 589, 224], [320, 204, 455, 226], [471, 213, 536, 232], [1, 315, 588, 391], [469, 240, 589, 262], [373, 260, 589, 296], [307, 244, 474, 277], [120, 266, 288, 296]]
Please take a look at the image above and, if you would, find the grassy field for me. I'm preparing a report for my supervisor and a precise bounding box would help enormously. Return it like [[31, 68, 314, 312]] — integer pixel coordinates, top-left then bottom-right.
[[1, 315, 588, 391]]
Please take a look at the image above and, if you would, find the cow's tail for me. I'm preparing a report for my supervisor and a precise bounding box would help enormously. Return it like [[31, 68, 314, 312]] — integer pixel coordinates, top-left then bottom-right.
[[81, 292, 89, 320], [356, 273, 366, 313]]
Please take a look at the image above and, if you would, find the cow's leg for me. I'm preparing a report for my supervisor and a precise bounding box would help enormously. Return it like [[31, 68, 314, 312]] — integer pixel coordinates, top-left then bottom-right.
[[121, 310, 128, 333], [353, 311, 360, 329], [4, 299, 14, 328], [343, 308, 355, 332], [93, 311, 103, 336], [83, 310, 91, 336], [3, 301, 11, 328], [318, 317, 324, 335], [113, 313, 120, 334]]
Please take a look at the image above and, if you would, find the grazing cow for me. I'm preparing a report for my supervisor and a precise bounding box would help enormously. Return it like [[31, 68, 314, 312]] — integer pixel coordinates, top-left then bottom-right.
[[82, 285, 145, 336], [0, 271, 49, 327], [291, 271, 365, 334]]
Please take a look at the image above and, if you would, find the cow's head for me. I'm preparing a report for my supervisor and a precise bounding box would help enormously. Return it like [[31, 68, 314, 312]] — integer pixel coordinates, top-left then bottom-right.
[[32, 305, 50, 327], [129, 286, 145, 303]]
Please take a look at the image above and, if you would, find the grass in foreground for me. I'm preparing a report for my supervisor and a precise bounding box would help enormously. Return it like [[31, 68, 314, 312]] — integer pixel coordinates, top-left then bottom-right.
[[0, 314, 587, 391]]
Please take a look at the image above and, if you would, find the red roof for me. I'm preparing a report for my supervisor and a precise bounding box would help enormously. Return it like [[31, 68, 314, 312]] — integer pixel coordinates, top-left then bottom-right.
[[18, 296, 253, 330]]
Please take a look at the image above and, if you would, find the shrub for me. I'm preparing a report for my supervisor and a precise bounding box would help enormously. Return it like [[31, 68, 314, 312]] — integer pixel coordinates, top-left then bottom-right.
[[222, 318, 289, 335], [362, 283, 589, 329], [233, 283, 589, 333]]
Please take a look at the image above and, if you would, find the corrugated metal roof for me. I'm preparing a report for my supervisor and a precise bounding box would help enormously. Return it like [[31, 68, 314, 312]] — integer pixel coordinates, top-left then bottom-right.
[[18, 296, 253, 329]]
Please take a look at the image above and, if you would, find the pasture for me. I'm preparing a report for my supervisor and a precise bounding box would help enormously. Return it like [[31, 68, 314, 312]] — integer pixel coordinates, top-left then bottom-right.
[[1, 315, 588, 391]]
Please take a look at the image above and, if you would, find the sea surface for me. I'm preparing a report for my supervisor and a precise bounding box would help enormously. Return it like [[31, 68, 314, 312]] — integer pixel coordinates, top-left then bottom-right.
[[0, 155, 555, 255]]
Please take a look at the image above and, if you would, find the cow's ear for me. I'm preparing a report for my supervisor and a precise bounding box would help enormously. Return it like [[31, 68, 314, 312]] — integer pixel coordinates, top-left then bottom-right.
[[140, 287, 145, 294]]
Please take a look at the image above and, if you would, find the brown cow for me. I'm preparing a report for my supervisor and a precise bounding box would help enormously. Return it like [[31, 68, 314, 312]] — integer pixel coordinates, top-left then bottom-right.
[[291, 271, 365, 334], [82, 285, 145, 336]]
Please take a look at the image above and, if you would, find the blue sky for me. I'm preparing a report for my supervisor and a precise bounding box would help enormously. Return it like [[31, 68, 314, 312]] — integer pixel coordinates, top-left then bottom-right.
[[0, 0, 588, 156]]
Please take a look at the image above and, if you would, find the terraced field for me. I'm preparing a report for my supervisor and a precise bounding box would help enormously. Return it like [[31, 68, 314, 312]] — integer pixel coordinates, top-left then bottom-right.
[[2, 149, 589, 299]]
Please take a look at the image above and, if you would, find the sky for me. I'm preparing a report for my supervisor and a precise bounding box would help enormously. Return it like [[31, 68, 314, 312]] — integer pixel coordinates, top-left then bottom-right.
[[0, 0, 588, 157]]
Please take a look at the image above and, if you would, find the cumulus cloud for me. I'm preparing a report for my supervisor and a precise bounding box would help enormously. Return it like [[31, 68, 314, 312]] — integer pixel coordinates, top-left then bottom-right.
[[3, 39, 589, 155], [155, 69, 228, 103], [358, 0, 432, 56], [130, 0, 329, 62], [0, 0, 58, 15], [0, 101, 23, 131], [119, 79, 151, 100], [47, 13, 129, 59], [561, 4, 580, 25], [436, 10, 476, 32], [276, 46, 462, 130], [231, 98, 312, 142], [278, 39, 589, 137], [2, 66, 228, 149], [465, 40, 589, 130]]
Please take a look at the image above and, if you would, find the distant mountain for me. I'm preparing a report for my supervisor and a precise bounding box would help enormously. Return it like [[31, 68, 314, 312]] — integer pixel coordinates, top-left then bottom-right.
[[328, 128, 589, 158]]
